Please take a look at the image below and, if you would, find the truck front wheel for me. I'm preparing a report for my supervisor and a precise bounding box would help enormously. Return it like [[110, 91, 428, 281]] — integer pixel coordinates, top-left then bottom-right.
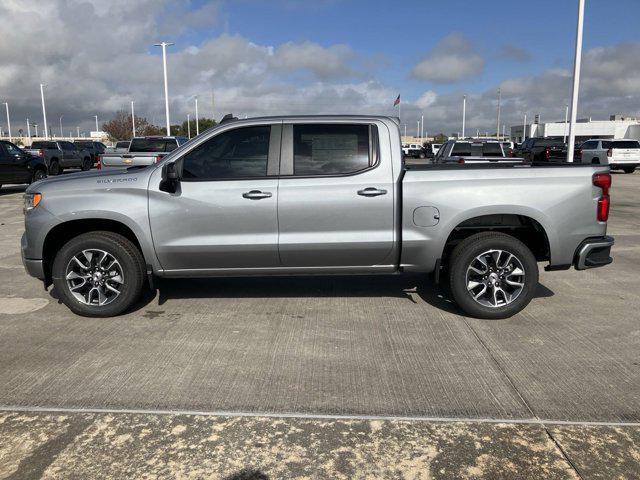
[[448, 232, 539, 319], [52, 231, 145, 317]]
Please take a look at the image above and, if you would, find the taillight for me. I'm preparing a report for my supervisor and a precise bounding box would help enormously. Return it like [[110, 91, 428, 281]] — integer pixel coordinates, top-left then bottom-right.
[[96, 155, 102, 170], [457, 158, 465, 164], [508, 148, 514, 157], [545, 147, 550, 160], [593, 173, 611, 222], [607, 148, 612, 158], [155, 155, 162, 163], [576, 148, 582, 160], [38, 149, 44, 157]]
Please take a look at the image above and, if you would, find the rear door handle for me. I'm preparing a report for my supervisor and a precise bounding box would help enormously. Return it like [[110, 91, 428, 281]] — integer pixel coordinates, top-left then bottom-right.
[[357, 187, 387, 197], [242, 190, 272, 200]]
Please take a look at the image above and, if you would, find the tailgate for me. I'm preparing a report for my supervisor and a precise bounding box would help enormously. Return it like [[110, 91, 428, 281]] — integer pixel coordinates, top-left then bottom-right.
[[101, 153, 163, 167], [611, 148, 640, 163]]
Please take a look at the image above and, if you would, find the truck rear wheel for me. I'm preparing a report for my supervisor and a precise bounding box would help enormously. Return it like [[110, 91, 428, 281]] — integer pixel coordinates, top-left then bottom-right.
[[49, 159, 62, 175], [52, 231, 145, 317], [448, 232, 538, 319]]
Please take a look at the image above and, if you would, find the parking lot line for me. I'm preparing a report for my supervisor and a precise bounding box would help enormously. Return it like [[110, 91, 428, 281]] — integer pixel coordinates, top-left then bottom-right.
[[1, 405, 639, 428]]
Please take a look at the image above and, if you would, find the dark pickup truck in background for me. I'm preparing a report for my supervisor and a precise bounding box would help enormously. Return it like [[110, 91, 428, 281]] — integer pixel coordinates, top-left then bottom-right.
[[25, 140, 92, 175], [516, 138, 567, 162]]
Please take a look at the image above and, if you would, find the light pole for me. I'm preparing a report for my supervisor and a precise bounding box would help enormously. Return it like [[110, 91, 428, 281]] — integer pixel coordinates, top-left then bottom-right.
[[26, 118, 31, 138], [187, 114, 191, 139], [59, 115, 63, 138], [496, 88, 501, 140], [462, 94, 467, 139], [416, 120, 420, 138], [40, 84, 48, 139], [94, 115, 98, 132], [77, 126, 80, 137], [563, 103, 569, 143], [34, 124, 38, 137], [523, 114, 527, 142], [154, 42, 174, 135], [567, 0, 585, 163], [195, 95, 199, 136], [131, 101, 136, 137], [420, 114, 424, 142], [2, 102, 11, 141]]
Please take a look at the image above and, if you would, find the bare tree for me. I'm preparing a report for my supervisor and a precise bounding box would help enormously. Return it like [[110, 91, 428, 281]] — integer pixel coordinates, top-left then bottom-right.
[[102, 111, 162, 140]]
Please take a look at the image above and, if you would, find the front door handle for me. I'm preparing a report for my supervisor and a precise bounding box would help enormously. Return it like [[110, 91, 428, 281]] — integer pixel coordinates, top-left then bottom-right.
[[242, 190, 272, 200], [357, 187, 387, 197]]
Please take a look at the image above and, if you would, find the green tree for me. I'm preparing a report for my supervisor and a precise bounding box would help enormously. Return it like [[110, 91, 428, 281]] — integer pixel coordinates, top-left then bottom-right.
[[171, 117, 217, 138]]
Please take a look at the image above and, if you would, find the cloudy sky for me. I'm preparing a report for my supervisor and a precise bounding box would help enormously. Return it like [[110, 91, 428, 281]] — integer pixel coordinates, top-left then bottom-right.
[[1, 0, 639, 136]]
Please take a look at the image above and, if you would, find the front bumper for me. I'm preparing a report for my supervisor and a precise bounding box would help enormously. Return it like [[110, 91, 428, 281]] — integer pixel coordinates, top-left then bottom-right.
[[21, 232, 45, 280], [574, 236, 614, 270]]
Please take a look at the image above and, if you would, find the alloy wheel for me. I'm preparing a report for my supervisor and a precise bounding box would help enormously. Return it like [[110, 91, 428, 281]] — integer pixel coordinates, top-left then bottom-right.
[[65, 249, 124, 306], [465, 249, 525, 308]]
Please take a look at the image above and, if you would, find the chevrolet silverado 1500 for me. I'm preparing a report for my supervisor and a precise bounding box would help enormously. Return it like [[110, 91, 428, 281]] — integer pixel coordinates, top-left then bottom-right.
[[21, 115, 614, 318]]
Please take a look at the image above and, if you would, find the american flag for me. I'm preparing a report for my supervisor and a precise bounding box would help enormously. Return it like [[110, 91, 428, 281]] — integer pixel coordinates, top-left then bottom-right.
[[393, 94, 400, 106]]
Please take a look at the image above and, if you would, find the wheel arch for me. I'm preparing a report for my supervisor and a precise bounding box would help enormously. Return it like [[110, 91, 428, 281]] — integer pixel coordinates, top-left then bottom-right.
[[440, 212, 553, 267], [42, 218, 150, 285]]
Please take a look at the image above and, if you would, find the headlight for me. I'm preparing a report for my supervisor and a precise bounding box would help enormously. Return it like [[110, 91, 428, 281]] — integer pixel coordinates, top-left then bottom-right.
[[23, 193, 42, 214]]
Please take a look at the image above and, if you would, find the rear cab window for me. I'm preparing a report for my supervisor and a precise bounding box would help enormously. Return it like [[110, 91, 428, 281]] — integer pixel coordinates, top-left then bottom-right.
[[610, 140, 640, 149], [130, 138, 175, 152]]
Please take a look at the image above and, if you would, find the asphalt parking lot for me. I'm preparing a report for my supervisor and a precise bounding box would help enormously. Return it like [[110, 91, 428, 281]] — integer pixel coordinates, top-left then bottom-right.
[[0, 172, 639, 478]]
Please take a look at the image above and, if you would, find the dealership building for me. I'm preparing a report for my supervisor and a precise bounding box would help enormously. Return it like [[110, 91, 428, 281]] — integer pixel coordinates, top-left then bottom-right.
[[510, 115, 640, 143]]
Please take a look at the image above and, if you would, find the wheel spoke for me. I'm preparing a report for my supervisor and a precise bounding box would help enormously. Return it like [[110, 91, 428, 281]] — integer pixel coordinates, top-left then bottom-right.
[[473, 284, 487, 299]]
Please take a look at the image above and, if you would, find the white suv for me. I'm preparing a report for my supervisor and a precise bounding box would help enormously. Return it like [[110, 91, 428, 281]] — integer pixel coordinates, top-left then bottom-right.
[[579, 139, 640, 173]]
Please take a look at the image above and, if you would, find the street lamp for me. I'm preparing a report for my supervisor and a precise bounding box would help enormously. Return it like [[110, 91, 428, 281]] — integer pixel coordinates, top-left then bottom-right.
[[563, 103, 569, 143], [154, 41, 174, 135], [59, 115, 64, 139], [131, 101, 136, 137], [496, 88, 501, 140], [77, 126, 80, 137], [195, 95, 199, 136], [26, 118, 31, 138], [187, 113, 191, 139], [462, 95, 467, 139], [40, 84, 48, 139], [94, 115, 99, 133], [2, 102, 11, 142], [567, 0, 585, 163]]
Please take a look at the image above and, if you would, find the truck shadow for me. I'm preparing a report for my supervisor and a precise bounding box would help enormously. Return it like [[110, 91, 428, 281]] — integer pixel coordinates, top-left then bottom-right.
[[145, 274, 554, 317]]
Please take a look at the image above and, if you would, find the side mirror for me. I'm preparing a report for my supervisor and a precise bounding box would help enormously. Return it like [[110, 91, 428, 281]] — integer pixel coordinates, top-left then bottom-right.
[[165, 162, 179, 180], [160, 162, 180, 194]]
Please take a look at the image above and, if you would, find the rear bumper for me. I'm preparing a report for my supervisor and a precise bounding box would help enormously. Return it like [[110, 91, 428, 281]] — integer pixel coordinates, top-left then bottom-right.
[[574, 236, 614, 270], [610, 162, 639, 169]]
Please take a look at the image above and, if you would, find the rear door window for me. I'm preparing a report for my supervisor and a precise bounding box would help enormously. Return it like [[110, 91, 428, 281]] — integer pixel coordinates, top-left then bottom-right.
[[292, 124, 371, 176], [451, 143, 472, 156], [482, 143, 503, 157]]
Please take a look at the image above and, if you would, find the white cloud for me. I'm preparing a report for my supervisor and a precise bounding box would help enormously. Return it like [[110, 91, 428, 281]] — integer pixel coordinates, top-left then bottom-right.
[[411, 33, 485, 83]]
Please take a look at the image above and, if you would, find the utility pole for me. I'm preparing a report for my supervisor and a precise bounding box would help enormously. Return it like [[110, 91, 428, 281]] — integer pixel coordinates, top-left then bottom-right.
[[567, 0, 585, 163], [40, 84, 48, 139], [420, 114, 424, 142], [34, 124, 38, 137], [211, 90, 215, 121], [2, 102, 11, 141], [496, 88, 501, 140], [77, 126, 80, 137], [195, 95, 199, 136], [154, 42, 174, 135], [131, 101, 136, 137], [462, 94, 467, 139]]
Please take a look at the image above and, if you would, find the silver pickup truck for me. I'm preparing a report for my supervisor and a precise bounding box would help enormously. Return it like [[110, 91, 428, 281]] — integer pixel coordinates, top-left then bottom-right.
[[99, 136, 187, 169], [21, 115, 613, 319]]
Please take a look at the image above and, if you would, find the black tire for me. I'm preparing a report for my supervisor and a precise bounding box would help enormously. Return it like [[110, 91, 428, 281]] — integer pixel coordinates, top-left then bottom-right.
[[448, 232, 539, 319], [52, 231, 145, 317], [81, 157, 92, 171], [591, 158, 600, 165], [49, 159, 61, 175], [419, 152, 426, 159], [622, 166, 636, 174], [31, 168, 47, 183]]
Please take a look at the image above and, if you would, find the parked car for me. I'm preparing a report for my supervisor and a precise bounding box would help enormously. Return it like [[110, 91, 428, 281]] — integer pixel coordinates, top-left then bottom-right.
[[422, 143, 438, 159], [98, 136, 188, 169], [105, 141, 131, 154], [26, 140, 92, 175], [516, 138, 566, 162], [402, 143, 426, 159], [435, 140, 524, 164], [0, 140, 47, 189], [74, 140, 106, 165], [577, 139, 640, 173], [22, 115, 613, 320]]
